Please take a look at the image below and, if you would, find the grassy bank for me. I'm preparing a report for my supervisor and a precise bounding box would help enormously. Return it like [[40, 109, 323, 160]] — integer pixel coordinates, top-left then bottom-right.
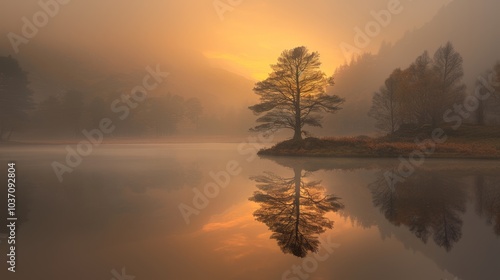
[[259, 125, 500, 159]]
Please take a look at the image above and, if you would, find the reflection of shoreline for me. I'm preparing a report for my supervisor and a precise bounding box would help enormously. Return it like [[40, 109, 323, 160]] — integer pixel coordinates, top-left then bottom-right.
[[260, 155, 500, 174], [368, 172, 500, 280], [276, 156, 500, 280], [474, 175, 500, 236], [369, 170, 500, 247], [261, 154, 500, 253], [370, 170, 467, 251], [249, 163, 344, 258]]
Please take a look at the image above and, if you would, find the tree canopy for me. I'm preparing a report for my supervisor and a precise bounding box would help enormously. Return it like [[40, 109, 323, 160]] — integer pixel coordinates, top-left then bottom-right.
[[249, 46, 344, 140], [369, 42, 466, 134]]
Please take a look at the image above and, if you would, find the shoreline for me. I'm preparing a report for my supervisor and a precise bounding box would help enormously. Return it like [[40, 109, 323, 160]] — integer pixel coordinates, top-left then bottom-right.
[[258, 136, 500, 160], [258, 151, 500, 160]]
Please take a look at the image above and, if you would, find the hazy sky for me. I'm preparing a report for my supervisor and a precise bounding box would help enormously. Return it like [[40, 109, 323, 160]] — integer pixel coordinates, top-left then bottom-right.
[[1, 0, 452, 80]]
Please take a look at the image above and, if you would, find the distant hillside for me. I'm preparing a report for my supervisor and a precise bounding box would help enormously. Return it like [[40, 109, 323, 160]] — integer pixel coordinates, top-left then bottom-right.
[[323, 0, 500, 136], [0, 43, 258, 136]]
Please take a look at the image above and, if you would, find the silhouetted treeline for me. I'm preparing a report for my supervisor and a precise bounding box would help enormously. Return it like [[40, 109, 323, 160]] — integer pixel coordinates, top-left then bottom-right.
[[0, 56, 34, 141], [30, 90, 203, 138], [473, 62, 500, 125], [369, 42, 500, 134], [0, 55, 204, 140], [369, 42, 465, 133]]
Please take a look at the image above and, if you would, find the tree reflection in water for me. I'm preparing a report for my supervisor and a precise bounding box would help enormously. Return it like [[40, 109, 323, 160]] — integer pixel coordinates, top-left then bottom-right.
[[370, 170, 467, 251], [249, 166, 344, 258], [474, 175, 500, 236]]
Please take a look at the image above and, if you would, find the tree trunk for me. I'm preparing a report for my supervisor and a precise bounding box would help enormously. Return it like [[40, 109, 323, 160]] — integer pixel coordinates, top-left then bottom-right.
[[293, 126, 302, 141], [294, 65, 302, 142], [293, 167, 301, 238], [476, 99, 485, 125], [475, 175, 485, 215]]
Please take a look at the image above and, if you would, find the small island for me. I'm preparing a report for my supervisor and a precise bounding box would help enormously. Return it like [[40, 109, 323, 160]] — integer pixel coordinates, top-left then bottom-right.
[[248, 46, 500, 160], [258, 124, 500, 159]]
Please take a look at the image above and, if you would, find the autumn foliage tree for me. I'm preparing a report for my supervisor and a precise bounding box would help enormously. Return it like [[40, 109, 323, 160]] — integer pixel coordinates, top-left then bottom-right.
[[431, 42, 467, 125], [369, 42, 466, 134], [402, 51, 442, 125], [368, 68, 404, 134], [249, 46, 344, 141]]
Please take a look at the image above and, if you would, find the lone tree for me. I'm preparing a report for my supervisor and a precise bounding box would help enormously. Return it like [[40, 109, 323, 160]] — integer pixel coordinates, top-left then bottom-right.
[[249, 46, 344, 141]]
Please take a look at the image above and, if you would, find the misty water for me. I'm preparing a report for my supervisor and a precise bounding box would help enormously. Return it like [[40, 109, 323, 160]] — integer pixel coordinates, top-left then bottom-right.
[[1, 143, 500, 280]]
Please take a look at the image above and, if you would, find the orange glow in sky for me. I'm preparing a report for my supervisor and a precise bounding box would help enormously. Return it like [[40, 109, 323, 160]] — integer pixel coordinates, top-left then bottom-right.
[[0, 0, 451, 81]]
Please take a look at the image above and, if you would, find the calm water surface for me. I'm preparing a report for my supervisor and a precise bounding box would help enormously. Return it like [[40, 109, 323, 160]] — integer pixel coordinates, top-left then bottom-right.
[[1, 143, 500, 280]]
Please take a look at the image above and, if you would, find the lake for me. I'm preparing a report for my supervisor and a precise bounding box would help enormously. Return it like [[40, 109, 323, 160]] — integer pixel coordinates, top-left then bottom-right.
[[1, 143, 500, 280]]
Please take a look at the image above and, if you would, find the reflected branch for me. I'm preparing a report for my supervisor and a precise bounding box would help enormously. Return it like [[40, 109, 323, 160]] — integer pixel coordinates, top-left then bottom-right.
[[249, 167, 343, 257]]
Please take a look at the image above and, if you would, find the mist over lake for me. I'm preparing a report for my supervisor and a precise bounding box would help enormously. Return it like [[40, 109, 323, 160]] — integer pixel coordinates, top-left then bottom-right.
[[1, 144, 499, 279]]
